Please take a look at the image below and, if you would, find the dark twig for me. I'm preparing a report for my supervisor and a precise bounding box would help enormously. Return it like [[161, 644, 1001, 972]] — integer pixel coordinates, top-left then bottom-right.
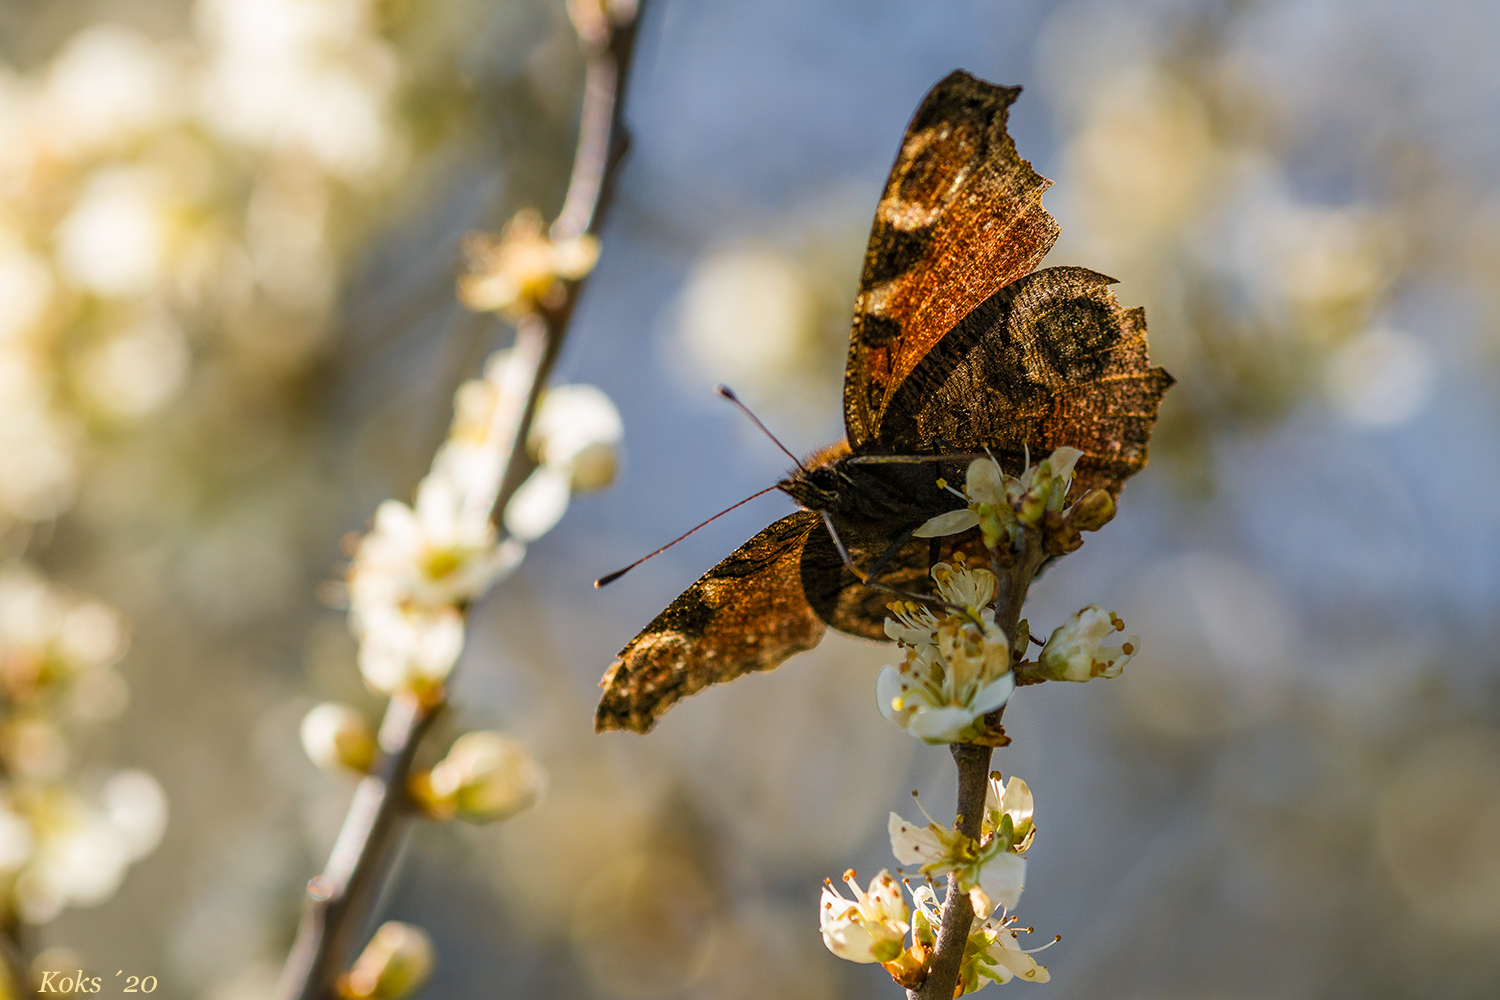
[[275, 6, 647, 998], [0, 924, 36, 998], [911, 743, 994, 1000], [911, 529, 1046, 1000]]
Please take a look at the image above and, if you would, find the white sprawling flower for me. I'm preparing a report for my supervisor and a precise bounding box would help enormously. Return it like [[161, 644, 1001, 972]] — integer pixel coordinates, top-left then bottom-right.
[[877, 556, 1014, 743], [1037, 606, 1138, 682], [914, 448, 1085, 545], [819, 869, 910, 964], [888, 811, 1027, 915], [965, 913, 1054, 989]]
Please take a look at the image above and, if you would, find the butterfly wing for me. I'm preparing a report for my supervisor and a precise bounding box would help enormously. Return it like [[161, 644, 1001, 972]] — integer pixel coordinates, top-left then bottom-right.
[[596, 511, 826, 733], [801, 525, 995, 640], [876, 266, 1174, 497], [843, 70, 1060, 448]]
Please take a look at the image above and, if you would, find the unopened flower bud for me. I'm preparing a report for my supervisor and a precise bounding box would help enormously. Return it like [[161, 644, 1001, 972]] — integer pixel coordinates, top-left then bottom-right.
[[1042, 510, 1082, 556], [418, 731, 545, 823], [301, 703, 376, 774], [1016, 465, 1052, 527], [344, 922, 433, 1000], [1068, 489, 1115, 532]]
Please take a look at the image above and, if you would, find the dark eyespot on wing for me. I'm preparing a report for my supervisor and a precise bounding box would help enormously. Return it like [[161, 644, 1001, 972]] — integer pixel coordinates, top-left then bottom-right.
[[595, 511, 826, 734], [875, 266, 1173, 498]]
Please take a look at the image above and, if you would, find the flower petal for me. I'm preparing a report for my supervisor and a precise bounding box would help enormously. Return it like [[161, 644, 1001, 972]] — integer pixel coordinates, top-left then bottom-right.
[[888, 813, 945, 867], [913, 509, 979, 538], [970, 672, 1016, 716], [978, 853, 1026, 914], [908, 706, 978, 743]]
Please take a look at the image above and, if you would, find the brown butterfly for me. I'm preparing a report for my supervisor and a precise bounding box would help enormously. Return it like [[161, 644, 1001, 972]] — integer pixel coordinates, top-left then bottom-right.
[[595, 70, 1173, 734]]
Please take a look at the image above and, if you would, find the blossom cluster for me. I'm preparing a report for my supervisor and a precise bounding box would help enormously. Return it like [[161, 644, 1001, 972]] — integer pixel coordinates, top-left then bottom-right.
[[0, 568, 165, 924], [457, 210, 601, 321], [306, 342, 617, 828], [820, 774, 1053, 991], [914, 450, 1116, 557], [877, 450, 1140, 744], [878, 554, 1015, 744], [344, 349, 622, 699]]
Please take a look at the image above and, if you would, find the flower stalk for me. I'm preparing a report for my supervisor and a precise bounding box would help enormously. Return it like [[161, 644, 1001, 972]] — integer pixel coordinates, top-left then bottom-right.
[[910, 742, 995, 1000], [274, 4, 648, 998]]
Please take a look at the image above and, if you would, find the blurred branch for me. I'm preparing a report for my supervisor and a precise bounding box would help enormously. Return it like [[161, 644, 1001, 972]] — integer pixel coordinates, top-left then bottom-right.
[[0, 926, 36, 999], [275, 5, 647, 999]]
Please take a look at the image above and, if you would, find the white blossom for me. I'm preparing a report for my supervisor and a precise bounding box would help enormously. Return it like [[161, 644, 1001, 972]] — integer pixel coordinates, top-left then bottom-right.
[[888, 811, 1027, 915], [915, 448, 1085, 545], [1037, 606, 1138, 682], [819, 869, 910, 964], [355, 604, 465, 696], [504, 383, 624, 540], [983, 773, 1036, 853], [966, 913, 1054, 988], [877, 557, 1014, 744]]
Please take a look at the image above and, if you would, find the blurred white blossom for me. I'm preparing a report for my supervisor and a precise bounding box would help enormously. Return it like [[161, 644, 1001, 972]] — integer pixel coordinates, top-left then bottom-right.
[[299, 703, 376, 774], [504, 383, 623, 540], [41, 24, 184, 155], [1325, 327, 1435, 428], [345, 921, 434, 1000], [354, 603, 465, 696], [457, 210, 599, 319], [55, 168, 170, 297]]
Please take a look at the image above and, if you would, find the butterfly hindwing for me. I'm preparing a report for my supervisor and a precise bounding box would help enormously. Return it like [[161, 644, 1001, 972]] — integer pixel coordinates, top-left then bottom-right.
[[875, 266, 1174, 497], [596, 511, 827, 733], [801, 526, 998, 640], [844, 70, 1060, 448]]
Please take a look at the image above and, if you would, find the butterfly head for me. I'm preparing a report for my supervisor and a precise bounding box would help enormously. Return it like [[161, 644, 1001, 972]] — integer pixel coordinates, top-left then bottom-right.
[[777, 438, 853, 512]]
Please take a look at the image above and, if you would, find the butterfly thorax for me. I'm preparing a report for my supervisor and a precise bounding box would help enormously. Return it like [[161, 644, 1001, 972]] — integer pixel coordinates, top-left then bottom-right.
[[777, 447, 961, 532]]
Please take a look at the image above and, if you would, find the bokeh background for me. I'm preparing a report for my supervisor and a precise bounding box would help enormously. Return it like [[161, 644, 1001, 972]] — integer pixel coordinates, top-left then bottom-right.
[[3, 0, 1499, 997]]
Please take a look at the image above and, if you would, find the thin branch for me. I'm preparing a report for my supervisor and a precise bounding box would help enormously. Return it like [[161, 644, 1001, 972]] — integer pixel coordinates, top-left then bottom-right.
[[275, 6, 648, 998], [910, 743, 993, 1000], [911, 532, 1046, 1000], [0, 925, 36, 999]]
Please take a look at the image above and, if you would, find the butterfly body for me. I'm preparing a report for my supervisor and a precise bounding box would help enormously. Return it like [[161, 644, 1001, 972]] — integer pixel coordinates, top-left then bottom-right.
[[596, 71, 1173, 734]]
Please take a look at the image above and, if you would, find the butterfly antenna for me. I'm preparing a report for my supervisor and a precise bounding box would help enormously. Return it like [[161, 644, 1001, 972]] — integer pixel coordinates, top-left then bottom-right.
[[594, 485, 782, 588], [716, 385, 807, 472]]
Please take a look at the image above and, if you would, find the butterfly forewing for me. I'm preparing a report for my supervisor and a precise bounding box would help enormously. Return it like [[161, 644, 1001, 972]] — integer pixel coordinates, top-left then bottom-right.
[[844, 70, 1060, 448], [596, 511, 827, 733]]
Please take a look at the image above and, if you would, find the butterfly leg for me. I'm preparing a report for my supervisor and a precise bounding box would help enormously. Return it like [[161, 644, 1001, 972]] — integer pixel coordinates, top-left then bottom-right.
[[818, 512, 962, 614]]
